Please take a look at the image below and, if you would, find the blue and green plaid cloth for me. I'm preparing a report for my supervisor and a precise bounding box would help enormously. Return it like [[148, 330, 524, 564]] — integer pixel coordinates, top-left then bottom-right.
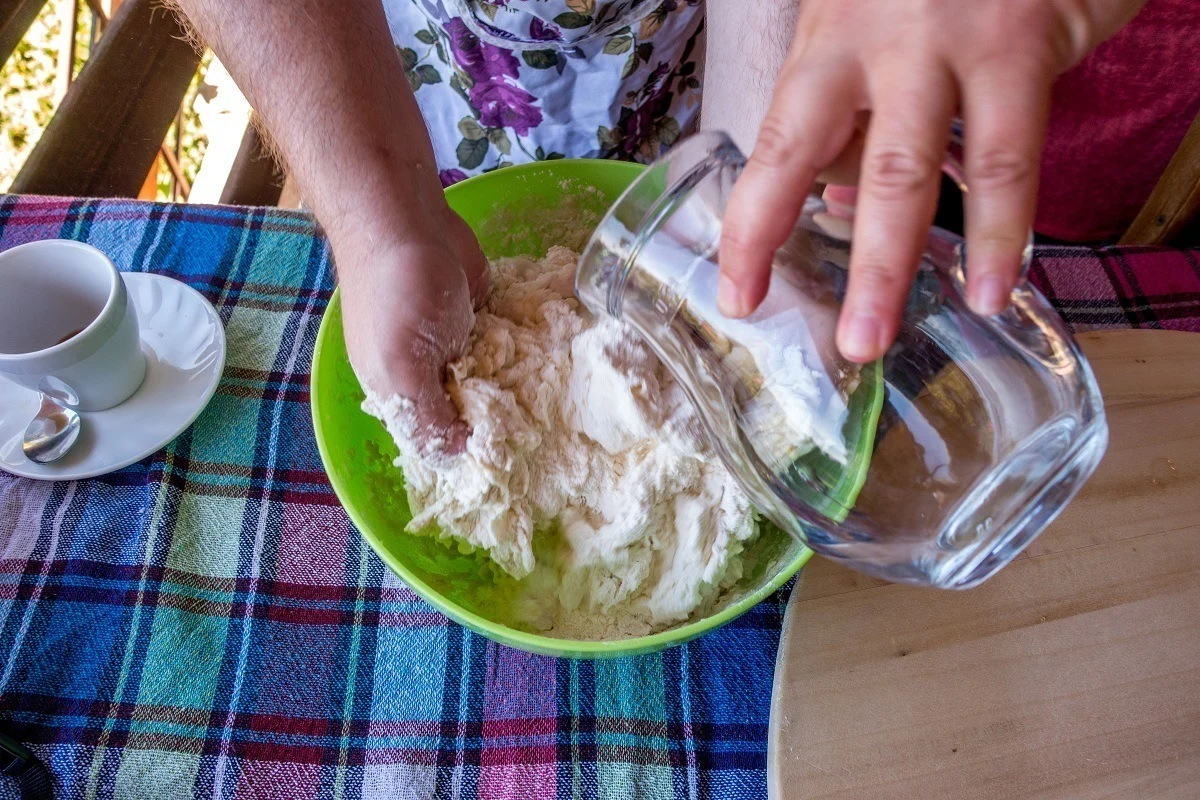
[[1, 196, 1197, 800]]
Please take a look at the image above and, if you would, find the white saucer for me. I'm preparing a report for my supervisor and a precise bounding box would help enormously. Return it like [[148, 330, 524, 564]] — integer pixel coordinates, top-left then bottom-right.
[[0, 273, 226, 481]]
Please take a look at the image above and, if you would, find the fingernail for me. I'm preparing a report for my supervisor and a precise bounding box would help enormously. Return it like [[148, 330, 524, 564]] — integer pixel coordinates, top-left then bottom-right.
[[823, 185, 858, 221], [970, 274, 1010, 316], [717, 274, 748, 318], [839, 312, 881, 362]]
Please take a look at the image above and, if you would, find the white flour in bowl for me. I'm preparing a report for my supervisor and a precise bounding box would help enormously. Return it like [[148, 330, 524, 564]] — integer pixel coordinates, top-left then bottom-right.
[[362, 246, 759, 639]]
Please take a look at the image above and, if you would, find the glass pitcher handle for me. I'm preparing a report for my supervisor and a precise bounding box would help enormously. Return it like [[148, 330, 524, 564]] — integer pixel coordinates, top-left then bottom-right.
[[943, 118, 1034, 291]]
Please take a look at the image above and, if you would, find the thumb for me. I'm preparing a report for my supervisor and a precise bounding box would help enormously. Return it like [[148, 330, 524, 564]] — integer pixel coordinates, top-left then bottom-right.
[[406, 366, 470, 456], [388, 332, 470, 456], [352, 327, 470, 457]]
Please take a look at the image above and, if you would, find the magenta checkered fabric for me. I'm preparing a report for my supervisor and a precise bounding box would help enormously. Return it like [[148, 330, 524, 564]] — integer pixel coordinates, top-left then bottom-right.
[[1030, 245, 1200, 332]]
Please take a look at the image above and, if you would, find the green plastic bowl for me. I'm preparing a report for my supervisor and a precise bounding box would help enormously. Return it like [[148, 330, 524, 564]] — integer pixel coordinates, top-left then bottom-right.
[[310, 158, 811, 659]]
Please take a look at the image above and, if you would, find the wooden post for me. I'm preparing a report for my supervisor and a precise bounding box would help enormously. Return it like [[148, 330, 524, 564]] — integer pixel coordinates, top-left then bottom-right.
[[101, 0, 162, 200], [122, 0, 162, 201], [278, 175, 301, 209], [86, 0, 108, 28], [1121, 111, 1200, 247], [137, 154, 161, 200], [219, 115, 283, 207], [0, 0, 50, 68], [186, 55, 252, 204], [53, 0, 78, 101], [11, 0, 202, 197], [173, 106, 182, 201]]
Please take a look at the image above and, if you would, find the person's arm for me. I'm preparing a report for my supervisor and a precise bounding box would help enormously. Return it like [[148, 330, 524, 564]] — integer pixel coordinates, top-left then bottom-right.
[[702, 0, 800, 155], [714, 0, 1146, 364], [172, 0, 487, 450]]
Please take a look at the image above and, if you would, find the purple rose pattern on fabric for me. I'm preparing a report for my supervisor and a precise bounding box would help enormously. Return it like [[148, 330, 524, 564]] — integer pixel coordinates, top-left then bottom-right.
[[382, 0, 704, 176], [529, 17, 562, 42], [611, 62, 672, 157], [599, 13, 701, 161], [439, 169, 469, 187], [445, 18, 543, 136]]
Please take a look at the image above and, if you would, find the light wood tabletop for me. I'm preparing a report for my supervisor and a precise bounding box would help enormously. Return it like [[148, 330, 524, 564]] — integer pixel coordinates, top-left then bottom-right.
[[769, 330, 1200, 800]]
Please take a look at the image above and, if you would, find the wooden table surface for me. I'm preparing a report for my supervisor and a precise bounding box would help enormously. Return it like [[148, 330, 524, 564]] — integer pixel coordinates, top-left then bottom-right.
[[769, 330, 1200, 799]]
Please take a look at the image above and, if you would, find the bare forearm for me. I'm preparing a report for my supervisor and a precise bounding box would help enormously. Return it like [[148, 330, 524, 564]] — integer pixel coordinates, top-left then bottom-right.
[[171, 0, 442, 244], [703, 0, 801, 153]]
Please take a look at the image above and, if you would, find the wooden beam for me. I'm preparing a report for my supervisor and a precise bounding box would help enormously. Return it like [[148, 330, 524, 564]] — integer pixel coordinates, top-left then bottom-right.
[[82, 0, 108, 31], [1121, 111, 1200, 247], [137, 157, 161, 200], [83, 0, 107, 28], [160, 140, 190, 199], [11, 0, 201, 197], [278, 175, 301, 209], [53, 0, 77, 101], [219, 116, 283, 207], [0, 0, 49, 68]]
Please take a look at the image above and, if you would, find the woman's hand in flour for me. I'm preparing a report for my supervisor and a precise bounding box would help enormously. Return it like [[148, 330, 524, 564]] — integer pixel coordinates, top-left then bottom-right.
[[717, 0, 1145, 363], [336, 204, 488, 455]]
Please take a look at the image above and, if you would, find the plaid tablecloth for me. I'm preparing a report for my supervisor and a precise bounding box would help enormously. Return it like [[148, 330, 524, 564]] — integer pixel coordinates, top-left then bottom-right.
[[1, 196, 1198, 800]]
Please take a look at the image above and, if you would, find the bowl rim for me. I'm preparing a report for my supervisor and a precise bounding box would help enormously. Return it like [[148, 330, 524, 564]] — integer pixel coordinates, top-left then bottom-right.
[[309, 159, 813, 657]]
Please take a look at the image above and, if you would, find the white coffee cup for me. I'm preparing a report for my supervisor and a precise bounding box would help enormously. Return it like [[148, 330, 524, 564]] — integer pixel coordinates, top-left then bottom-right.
[[0, 240, 146, 411]]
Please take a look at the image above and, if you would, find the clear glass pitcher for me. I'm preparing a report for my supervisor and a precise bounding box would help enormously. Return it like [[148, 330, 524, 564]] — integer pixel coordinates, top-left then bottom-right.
[[577, 131, 1108, 589]]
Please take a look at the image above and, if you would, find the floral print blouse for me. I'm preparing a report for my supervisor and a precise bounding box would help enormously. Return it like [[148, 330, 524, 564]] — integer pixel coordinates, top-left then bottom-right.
[[380, 0, 704, 187]]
